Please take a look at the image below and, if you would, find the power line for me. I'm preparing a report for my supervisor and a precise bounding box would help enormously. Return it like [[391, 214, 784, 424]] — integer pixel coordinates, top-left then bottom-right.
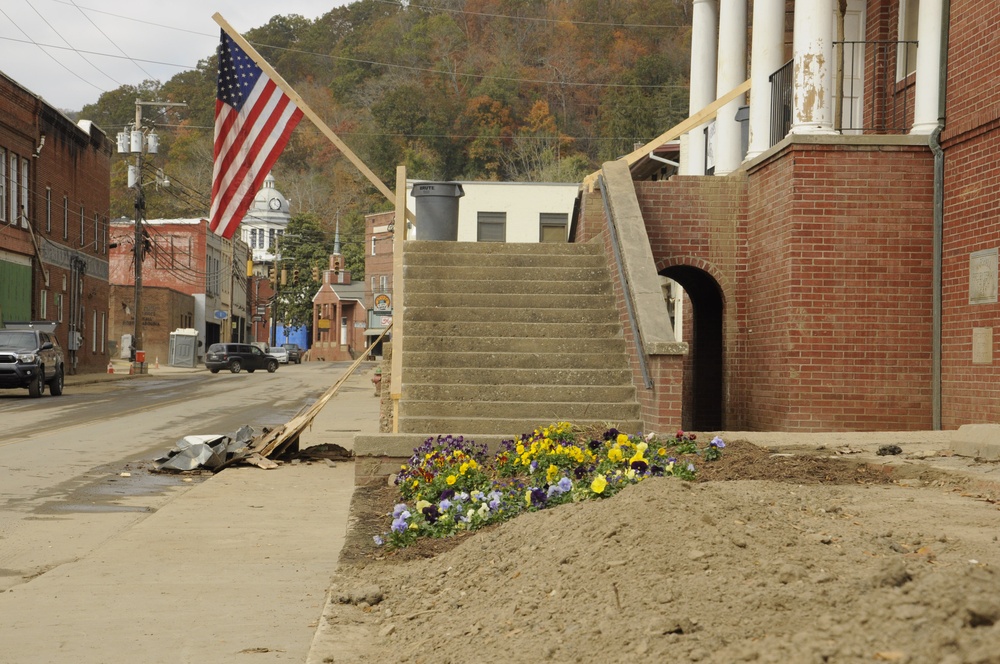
[[25, 0, 123, 87], [68, 0, 157, 80], [385, 0, 691, 30], [0, 7, 104, 94]]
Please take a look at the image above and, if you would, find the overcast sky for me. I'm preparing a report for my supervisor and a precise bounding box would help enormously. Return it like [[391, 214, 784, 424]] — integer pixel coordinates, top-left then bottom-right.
[[0, 0, 353, 112]]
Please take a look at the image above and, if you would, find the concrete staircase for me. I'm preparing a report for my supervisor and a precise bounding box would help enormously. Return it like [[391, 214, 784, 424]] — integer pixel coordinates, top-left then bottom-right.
[[397, 241, 643, 437]]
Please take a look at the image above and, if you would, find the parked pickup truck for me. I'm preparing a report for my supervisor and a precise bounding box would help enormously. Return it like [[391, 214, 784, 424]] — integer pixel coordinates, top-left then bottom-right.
[[0, 323, 65, 397]]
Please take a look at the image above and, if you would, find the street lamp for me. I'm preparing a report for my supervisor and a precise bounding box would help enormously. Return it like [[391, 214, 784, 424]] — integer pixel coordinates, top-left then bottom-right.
[[116, 99, 185, 365]]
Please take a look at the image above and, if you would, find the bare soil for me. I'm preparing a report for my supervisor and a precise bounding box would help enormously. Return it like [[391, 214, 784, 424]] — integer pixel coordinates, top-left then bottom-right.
[[323, 440, 1000, 664]]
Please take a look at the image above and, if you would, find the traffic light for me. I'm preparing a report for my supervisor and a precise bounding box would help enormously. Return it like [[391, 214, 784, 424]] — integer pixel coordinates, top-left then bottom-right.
[[311, 266, 319, 281], [268, 265, 276, 289], [292, 268, 299, 284], [246, 259, 253, 278], [280, 267, 287, 286], [333, 258, 341, 275]]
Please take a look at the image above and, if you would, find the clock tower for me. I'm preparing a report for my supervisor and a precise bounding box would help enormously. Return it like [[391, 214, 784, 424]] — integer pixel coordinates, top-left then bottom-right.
[[241, 173, 291, 265]]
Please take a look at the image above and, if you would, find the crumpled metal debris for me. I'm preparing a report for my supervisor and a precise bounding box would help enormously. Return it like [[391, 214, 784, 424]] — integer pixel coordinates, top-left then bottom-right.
[[154, 425, 259, 472]]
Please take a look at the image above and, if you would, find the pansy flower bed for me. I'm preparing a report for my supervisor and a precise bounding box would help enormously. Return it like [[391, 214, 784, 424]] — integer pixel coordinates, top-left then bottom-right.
[[375, 423, 725, 548]]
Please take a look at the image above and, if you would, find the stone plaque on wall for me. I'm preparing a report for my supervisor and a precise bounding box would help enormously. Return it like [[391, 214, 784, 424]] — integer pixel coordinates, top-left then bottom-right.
[[970, 248, 998, 304], [972, 327, 993, 365]]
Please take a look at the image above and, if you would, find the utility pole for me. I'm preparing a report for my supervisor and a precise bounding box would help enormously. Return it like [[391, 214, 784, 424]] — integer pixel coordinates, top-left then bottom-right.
[[117, 99, 185, 365]]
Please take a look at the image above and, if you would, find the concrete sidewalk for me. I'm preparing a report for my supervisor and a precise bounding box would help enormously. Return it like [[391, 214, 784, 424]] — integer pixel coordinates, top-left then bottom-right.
[[3, 364, 380, 664]]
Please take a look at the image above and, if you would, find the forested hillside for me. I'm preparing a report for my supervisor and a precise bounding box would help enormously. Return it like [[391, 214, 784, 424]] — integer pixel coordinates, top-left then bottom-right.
[[83, 0, 692, 262]]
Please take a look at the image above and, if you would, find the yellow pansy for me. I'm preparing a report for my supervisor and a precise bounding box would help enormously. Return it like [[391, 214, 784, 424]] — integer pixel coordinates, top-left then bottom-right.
[[446, 475, 457, 485], [591, 475, 608, 494]]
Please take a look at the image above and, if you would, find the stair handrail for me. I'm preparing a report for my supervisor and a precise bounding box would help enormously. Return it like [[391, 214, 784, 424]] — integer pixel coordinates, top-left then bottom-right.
[[599, 174, 654, 390]]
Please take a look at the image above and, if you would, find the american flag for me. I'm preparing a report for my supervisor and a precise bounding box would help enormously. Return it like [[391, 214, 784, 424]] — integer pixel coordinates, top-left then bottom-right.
[[209, 31, 303, 239]]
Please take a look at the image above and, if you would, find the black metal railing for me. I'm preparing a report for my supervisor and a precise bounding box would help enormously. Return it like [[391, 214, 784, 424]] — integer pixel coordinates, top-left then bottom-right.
[[768, 40, 917, 147], [769, 59, 794, 147], [834, 40, 916, 133]]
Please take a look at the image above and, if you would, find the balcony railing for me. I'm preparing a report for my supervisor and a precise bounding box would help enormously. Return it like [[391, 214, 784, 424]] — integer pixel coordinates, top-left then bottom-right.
[[769, 59, 794, 147], [769, 40, 917, 148]]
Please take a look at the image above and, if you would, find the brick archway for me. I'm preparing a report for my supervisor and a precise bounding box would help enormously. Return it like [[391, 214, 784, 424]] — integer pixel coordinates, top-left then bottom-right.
[[661, 263, 725, 431]]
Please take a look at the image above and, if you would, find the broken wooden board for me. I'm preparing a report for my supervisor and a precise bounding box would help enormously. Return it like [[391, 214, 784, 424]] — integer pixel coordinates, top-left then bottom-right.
[[247, 327, 390, 460]]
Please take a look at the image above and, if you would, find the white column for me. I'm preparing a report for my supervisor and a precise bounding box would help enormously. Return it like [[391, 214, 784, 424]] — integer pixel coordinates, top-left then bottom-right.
[[747, 0, 786, 158], [714, 0, 748, 175], [683, 0, 719, 176], [912, 0, 944, 134], [791, 0, 836, 134]]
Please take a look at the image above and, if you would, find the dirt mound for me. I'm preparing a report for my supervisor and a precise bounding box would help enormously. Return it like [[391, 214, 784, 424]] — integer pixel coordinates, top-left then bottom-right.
[[324, 440, 1000, 664]]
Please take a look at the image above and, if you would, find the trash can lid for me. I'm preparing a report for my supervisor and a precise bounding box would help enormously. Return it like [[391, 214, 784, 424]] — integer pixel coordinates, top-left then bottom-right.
[[412, 182, 465, 198]]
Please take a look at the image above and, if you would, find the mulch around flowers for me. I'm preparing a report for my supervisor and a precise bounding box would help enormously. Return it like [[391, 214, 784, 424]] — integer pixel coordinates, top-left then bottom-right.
[[324, 439, 1000, 664], [337, 439, 896, 569]]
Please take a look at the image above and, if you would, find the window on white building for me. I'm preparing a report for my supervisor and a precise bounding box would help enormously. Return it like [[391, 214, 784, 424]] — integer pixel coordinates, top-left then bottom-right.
[[539, 213, 569, 243], [477, 212, 506, 242]]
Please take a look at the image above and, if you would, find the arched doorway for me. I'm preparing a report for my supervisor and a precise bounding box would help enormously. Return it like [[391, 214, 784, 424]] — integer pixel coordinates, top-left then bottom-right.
[[661, 266, 725, 431]]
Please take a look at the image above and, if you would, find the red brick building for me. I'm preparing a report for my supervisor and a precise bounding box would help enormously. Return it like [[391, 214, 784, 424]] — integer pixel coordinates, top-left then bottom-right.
[[310, 251, 367, 361], [579, 0, 997, 432], [0, 72, 112, 374], [108, 218, 250, 365], [363, 211, 395, 358]]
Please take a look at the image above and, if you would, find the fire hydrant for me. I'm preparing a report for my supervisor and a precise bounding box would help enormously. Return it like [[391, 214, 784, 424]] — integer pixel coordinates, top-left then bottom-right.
[[372, 369, 382, 396]]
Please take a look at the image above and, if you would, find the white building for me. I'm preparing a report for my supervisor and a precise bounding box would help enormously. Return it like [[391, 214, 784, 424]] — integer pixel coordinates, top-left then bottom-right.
[[407, 181, 580, 243], [240, 173, 291, 265]]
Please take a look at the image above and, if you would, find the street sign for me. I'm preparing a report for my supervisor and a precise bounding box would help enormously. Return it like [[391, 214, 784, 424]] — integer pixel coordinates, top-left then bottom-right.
[[214, 310, 228, 320], [252, 315, 263, 323]]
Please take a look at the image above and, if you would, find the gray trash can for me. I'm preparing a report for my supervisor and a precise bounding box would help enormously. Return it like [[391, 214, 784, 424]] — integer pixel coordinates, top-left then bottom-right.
[[412, 182, 464, 241]]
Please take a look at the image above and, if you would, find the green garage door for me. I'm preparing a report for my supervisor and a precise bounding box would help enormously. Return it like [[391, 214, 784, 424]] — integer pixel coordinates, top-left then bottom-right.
[[0, 254, 32, 325]]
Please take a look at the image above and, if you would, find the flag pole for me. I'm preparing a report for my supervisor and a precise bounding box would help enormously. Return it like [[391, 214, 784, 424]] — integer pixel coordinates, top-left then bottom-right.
[[212, 13, 415, 223]]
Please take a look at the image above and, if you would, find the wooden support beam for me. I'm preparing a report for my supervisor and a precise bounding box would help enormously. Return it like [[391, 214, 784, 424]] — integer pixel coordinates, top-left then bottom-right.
[[583, 78, 752, 190]]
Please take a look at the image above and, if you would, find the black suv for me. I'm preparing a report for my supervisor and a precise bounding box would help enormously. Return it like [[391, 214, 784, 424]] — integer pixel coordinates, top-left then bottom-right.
[[282, 343, 302, 364], [0, 324, 65, 397], [205, 343, 278, 374]]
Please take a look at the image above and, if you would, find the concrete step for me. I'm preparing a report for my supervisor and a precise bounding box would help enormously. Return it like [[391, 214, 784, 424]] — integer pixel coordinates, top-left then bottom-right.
[[396, 416, 645, 437], [400, 400, 642, 421], [404, 240, 603, 256], [403, 320, 624, 339], [404, 291, 615, 310], [402, 383, 637, 404], [404, 306, 619, 324], [404, 264, 610, 284], [403, 249, 605, 269], [402, 335, 626, 355], [402, 367, 633, 386], [403, 351, 627, 370], [405, 277, 612, 296]]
